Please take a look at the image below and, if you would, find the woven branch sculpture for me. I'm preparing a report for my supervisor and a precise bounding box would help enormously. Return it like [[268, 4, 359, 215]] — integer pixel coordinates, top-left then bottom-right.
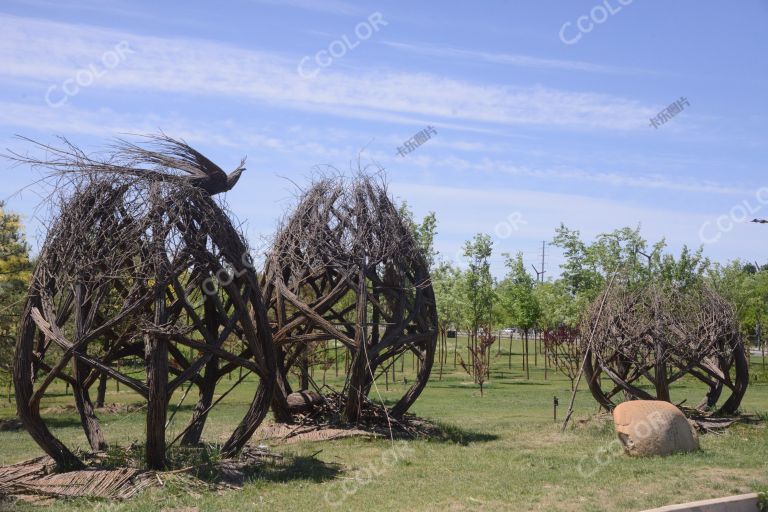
[[262, 175, 438, 423], [581, 282, 748, 415], [10, 136, 275, 470]]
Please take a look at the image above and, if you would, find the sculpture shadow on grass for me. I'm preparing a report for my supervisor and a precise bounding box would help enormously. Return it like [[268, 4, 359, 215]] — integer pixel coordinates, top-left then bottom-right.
[[427, 421, 498, 446], [249, 455, 342, 484]]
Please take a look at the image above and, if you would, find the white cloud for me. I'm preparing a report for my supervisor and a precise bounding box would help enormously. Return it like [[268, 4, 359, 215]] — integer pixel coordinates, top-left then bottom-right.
[[0, 14, 657, 132], [380, 41, 652, 75], [393, 152, 754, 196], [0, 100, 751, 198]]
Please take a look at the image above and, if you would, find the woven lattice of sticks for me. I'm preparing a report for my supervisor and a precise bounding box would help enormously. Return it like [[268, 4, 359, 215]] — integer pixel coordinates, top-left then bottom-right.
[[9, 136, 275, 470], [581, 282, 748, 415], [262, 175, 438, 423]]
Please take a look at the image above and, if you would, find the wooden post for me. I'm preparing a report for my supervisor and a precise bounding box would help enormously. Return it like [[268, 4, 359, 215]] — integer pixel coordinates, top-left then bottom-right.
[[72, 283, 107, 451], [181, 292, 219, 445], [344, 264, 368, 422], [145, 312, 168, 468], [145, 206, 168, 470]]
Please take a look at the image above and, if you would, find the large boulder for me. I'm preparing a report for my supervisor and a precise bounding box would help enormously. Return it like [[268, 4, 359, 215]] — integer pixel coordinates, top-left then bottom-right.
[[612, 400, 699, 457]]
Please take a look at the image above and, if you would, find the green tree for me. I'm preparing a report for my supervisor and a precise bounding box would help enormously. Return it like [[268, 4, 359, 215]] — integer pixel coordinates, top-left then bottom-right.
[[460, 234, 494, 377], [0, 202, 32, 399], [552, 224, 709, 298], [398, 201, 438, 269], [432, 261, 463, 376], [498, 252, 540, 379], [708, 260, 768, 356], [533, 281, 579, 330]]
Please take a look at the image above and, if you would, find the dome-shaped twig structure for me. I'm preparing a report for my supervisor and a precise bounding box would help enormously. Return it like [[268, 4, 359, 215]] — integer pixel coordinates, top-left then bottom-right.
[[581, 282, 748, 415], [262, 175, 438, 423], [10, 136, 275, 470]]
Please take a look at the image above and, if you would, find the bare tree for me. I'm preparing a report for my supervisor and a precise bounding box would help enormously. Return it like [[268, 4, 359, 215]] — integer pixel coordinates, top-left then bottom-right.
[[543, 326, 581, 390], [459, 327, 496, 396]]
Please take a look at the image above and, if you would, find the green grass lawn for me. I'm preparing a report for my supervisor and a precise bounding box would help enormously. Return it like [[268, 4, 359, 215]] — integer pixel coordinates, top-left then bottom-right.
[[1, 337, 767, 511]]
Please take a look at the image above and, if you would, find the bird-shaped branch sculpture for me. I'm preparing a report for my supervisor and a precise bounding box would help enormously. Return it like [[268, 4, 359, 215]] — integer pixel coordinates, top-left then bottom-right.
[[6, 134, 247, 197], [116, 134, 246, 196]]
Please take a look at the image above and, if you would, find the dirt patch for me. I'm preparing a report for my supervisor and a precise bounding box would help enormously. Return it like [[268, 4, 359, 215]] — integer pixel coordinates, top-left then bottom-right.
[[269, 392, 443, 443], [255, 422, 380, 444], [41, 403, 143, 415]]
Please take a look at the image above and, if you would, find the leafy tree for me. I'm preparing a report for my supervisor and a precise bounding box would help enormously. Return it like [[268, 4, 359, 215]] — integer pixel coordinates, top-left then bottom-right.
[[533, 281, 580, 330], [0, 202, 32, 399], [708, 260, 768, 348], [552, 224, 709, 299], [432, 261, 464, 376], [498, 252, 540, 379], [460, 234, 494, 375], [398, 201, 438, 269]]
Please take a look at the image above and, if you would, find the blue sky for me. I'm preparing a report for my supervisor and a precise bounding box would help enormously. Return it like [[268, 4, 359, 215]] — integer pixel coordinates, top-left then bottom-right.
[[0, 0, 766, 277]]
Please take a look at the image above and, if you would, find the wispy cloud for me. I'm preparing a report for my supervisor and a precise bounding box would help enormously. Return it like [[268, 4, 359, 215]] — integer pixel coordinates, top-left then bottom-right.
[[249, 0, 363, 16], [380, 41, 652, 75], [0, 14, 658, 132], [6, 0, 157, 19], [0, 99, 749, 198], [0, 101, 364, 160], [395, 153, 754, 196]]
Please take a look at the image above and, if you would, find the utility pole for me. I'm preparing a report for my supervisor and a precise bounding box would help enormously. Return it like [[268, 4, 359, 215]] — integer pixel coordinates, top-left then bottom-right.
[[531, 241, 546, 283]]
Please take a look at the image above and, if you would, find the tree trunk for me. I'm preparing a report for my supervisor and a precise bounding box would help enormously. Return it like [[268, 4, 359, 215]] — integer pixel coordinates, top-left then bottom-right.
[[145, 329, 168, 469], [524, 331, 530, 380], [95, 373, 107, 408], [438, 330, 445, 381], [454, 333, 458, 368], [145, 277, 168, 470], [182, 294, 222, 444], [271, 359, 294, 424], [655, 340, 670, 402], [72, 284, 107, 451], [95, 338, 109, 408], [180, 357, 218, 445], [299, 356, 309, 391], [344, 265, 368, 423]]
